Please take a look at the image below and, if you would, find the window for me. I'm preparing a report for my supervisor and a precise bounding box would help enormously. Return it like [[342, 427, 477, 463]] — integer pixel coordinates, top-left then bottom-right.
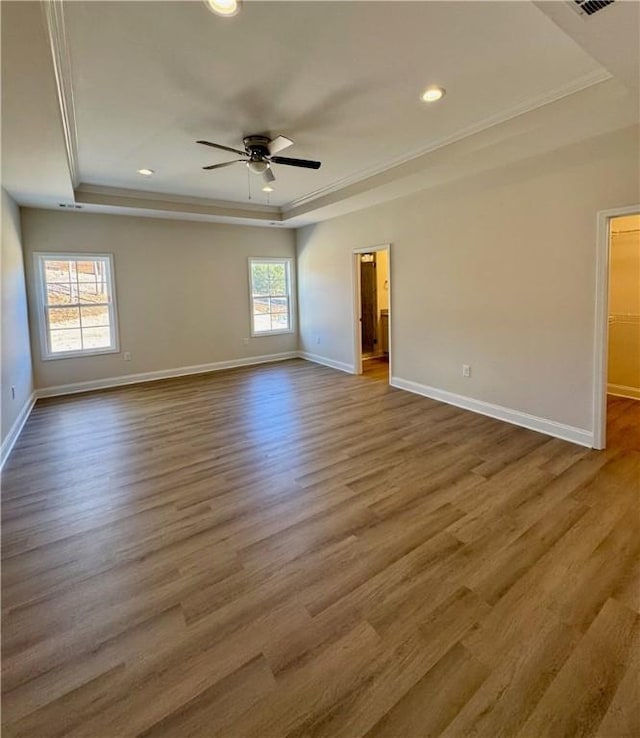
[[248, 257, 294, 336], [34, 253, 119, 359]]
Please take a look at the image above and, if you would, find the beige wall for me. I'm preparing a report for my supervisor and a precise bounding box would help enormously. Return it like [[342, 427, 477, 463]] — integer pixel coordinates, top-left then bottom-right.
[[1, 189, 34, 449], [608, 217, 640, 395], [297, 127, 640, 433], [21, 209, 297, 390]]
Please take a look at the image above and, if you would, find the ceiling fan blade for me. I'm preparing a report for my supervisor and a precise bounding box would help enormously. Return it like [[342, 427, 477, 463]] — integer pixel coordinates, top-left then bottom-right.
[[270, 156, 321, 170], [197, 140, 246, 156], [263, 167, 276, 183], [268, 135, 293, 155], [202, 159, 245, 170]]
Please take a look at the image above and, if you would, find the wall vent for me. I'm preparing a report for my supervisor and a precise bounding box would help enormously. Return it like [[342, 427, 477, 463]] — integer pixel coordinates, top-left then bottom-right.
[[571, 0, 615, 17]]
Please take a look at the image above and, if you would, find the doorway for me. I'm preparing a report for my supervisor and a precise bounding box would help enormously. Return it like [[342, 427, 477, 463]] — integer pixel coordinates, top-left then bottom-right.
[[353, 244, 391, 380], [593, 206, 640, 449]]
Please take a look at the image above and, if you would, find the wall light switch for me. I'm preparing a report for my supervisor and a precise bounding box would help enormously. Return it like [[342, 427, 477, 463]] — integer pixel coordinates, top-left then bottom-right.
[[462, 364, 471, 377], [242, 338, 249, 345], [124, 352, 132, 361]]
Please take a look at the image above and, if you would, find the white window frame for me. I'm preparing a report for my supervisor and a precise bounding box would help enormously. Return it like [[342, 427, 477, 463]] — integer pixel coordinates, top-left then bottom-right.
[[34, 252, 120, 360], [248, 257, 295, 337]]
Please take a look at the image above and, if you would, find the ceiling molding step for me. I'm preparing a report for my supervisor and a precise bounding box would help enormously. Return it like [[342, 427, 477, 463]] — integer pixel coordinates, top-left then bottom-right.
[[76, 183, 279, 214], [283, 68, 612, 213], [74, 184, 282, 222], [42, 0, 80, 188], [282, 90, 638, 225]]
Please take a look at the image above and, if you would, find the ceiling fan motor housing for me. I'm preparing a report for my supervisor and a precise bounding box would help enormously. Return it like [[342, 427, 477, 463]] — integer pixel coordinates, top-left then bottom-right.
[[243, 135, 271, 160], [197, 135, 320, 174]]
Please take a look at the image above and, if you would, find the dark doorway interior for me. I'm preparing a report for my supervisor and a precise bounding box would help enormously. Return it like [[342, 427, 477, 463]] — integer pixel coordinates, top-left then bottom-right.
[[360, 254, 377, 357]]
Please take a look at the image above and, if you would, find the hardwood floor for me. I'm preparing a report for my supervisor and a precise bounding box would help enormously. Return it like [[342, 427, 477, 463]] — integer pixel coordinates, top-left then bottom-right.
[[362, 356, 389, 381], [2, 359, 638, 737], [607, 394, 640, 452]]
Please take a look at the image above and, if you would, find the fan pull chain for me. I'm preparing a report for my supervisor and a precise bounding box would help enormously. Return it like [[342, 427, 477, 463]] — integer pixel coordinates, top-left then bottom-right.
[[247, 167, 252, 200]]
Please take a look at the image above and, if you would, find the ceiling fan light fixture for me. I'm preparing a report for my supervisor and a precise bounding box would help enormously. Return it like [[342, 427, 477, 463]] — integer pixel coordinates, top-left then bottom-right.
[[247, 160, 269, 174], [203, 0, 240, 17], [197, 135, 321, 178], [137, 168, 154, 176], [421, 85, 446, 103]]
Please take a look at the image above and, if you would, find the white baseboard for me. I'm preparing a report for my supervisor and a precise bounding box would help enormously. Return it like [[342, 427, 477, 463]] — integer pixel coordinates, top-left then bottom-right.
[[4, 360, 596, 471], [36, 352, 299, 399], [298, 351, 356, 375], [608, 383, 640, 401], [390, 376, 594, 448], [1, 392, 37, 471]]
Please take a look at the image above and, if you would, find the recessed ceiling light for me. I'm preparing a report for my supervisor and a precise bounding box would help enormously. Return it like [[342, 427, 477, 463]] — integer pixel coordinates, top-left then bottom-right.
[[137, 168, 154, 176], [421, 85, 446, 103], [262, 185, 274, 193], [203, 0, 240, 17]]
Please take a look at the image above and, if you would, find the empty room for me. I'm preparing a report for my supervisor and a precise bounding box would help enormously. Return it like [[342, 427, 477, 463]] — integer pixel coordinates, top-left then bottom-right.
[[1, 1, 639, 736]]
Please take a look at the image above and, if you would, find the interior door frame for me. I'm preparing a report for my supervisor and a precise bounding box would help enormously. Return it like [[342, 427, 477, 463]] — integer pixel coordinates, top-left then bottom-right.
[[352, 243, 392, 377], [593, 204, 640, 449]]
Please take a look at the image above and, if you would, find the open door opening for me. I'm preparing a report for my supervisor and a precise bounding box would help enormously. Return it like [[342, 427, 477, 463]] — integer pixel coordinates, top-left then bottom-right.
[[604, 214, 640, 450], [353, 245, 391, 381], [594, 206, 640, 450]]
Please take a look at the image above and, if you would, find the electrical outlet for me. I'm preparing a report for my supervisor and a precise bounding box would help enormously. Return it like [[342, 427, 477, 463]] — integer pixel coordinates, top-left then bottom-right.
[[242, 338, 249, 345], [124, 352, 132, 361], [462, 364, 471, 378], [11, 385, 16, 400]]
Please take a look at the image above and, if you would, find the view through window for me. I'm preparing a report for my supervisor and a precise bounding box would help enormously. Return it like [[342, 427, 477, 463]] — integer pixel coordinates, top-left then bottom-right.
[[35, 253, 118, 358], [249, 258, 293, 335]]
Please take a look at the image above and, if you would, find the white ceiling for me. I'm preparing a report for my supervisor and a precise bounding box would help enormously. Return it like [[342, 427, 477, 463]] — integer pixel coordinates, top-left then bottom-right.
[[2, 1, 639, 227]]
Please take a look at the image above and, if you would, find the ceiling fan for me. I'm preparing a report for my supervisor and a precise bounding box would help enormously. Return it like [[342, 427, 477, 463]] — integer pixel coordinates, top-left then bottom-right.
[[196, 134, 321, 184]]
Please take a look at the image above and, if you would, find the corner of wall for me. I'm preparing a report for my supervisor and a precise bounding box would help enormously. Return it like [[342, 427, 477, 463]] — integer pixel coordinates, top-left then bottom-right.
[[1, 189, 35, 465]]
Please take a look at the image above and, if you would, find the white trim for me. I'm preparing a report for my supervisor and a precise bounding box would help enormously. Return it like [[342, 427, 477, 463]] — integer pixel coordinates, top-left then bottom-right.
[[76, 184, 278, 215], [0, 392, 37, 471], [390, 376, 593, 448], [298, 351, 355, 375], [352, 244, 392, 377], [248, 257, 295, 338], [283, 70, 611, 213], [43, 0, 79, 188], [352, 252, 362, 374], [36, 352, 299, 398], [593, 204, 640, 449], [607, 384, 640, 401], [33, 252, 120, 360]]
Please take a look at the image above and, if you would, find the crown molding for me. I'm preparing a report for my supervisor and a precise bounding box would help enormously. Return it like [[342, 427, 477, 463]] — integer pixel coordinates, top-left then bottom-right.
[[42, 0, 80, 188], [74, 183, 284, 225], [47, 30, 611, 227], [76, 183, 278, 215], [37, 0, 611, 224], [282, 69, 613, 213]]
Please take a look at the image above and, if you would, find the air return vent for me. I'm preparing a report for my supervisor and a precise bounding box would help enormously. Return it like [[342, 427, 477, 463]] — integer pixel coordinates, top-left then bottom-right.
[[571, 0, 614, 16]]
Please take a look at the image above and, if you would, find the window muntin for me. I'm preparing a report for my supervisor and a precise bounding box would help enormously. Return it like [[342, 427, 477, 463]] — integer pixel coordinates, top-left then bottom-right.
[[249, 258, 293, 336], [35, 253, 119, 359]]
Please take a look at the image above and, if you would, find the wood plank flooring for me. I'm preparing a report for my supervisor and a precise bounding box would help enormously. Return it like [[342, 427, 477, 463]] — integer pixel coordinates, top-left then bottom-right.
[[2, 359, 638, 737]]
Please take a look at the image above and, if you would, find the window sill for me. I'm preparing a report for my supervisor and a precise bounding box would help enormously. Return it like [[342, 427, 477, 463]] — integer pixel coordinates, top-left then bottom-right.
[[41, 346, 120, 361], [250, 329, 295, 338]]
